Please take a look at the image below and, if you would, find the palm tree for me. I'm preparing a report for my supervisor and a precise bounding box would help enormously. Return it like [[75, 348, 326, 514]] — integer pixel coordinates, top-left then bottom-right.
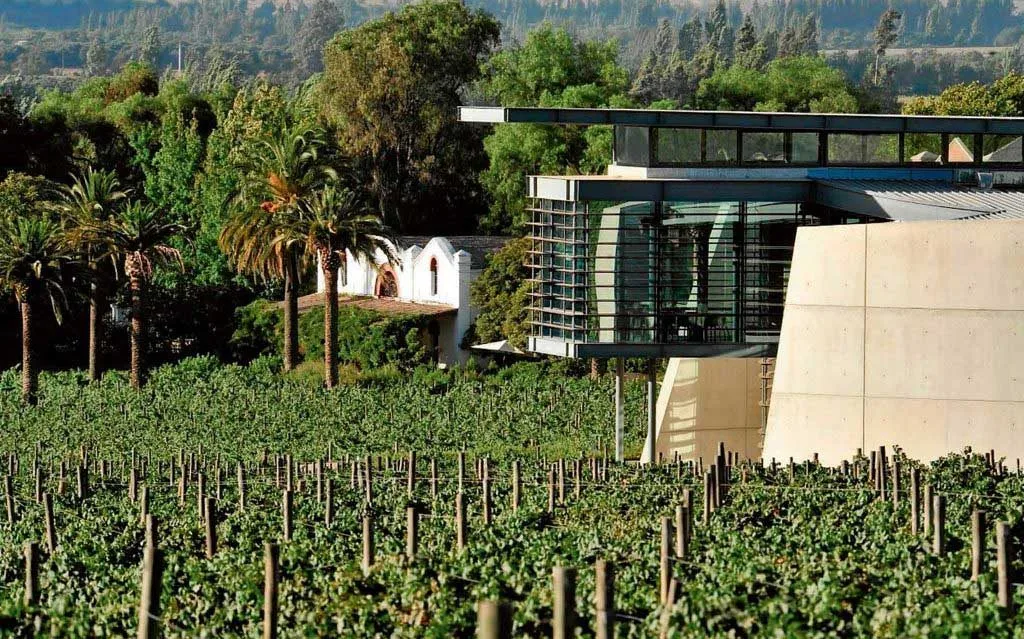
[[0, 215, 79, 405], [79, 200, 184, 389], [273, 185, 394, 388], [220, 121, 331, 372], [60, 167, 128, 382]]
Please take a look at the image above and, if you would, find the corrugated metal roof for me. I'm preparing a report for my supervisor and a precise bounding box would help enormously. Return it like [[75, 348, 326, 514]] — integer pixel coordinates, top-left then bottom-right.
[[813, 179, 1024, 220]]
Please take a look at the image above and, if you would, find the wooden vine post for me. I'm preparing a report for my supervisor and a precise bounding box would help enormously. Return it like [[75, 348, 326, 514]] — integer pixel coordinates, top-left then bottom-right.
[[891, 458, 900, 508], [932, 494, 946, 555], [430, 458, 438, 500], [675, 504, 689, 558], [511, 460, 521, 513], [263, 543, 279, 639], [406, 505, 418, 561], [660, 517, 672, 604], [996, 521, 1012, 610], [43, 493, 56, 553], [204, 497, 217, 559], [552, 566, 576, 639], [407, 451, 416, 498], [139, 486, 149, 527], [909, 467, 920, 534], [594, 559, 615, 639], [923, 484, 934, 537], [237, 462, 246, 512], [282, 490, 293, 542], [456, 492, 467, 551], [966, 509, 985, 581], [362, 512, 375, 574], [324, 478, 334, 526], [137, 517, 163, 639], [24, 541, 39, 607], [476, 600, 512, 639]]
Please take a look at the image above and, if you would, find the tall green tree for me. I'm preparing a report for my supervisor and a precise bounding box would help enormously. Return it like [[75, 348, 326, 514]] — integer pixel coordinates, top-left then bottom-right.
[[78, 200, 185, 389], [697, 55, 858, 113], [292, 0, 344, 77], [59, 166, 128, 382], [479, 24, 631, 234], [319, 0, 500, 234], [141, 25, 161, 69], [468, 236, 530, 349], [873, 9, 903, 84], [85, 34, 108, 77], [221, 117, 330, 372], [0, 179, 79, 404], [272, 184, 394, 388]]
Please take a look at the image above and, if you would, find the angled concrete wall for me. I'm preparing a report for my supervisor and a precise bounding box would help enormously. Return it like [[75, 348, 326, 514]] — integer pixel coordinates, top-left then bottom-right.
[[763, 219, 1024, 465], [651, 357, 766, 463]]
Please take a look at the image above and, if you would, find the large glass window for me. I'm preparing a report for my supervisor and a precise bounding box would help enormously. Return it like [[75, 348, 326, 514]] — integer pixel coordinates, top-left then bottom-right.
[[614, 126, 650, 166], [983, 135, 1022, 163], [791, 132, 820, 164], [528, 197, 833, 350], [653, 128, 701, 165], [946, 135, 978, 163], [905, 134, 943, 164], [742, 132, 785, 163], [828, 133, 899, 164], [705, 130, 737, 164]]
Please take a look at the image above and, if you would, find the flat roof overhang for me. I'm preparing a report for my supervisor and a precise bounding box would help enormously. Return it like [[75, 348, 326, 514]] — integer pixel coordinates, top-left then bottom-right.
[[528, 172, 1024, 222], [529, 175, 813, 203], [530, 337, 777, 359], [461, 106, 1024, 135]]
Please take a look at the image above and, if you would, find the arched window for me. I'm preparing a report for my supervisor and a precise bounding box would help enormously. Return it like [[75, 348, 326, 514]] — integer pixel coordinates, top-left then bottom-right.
[[375, 268, 398, 298], [429, 258, 438, 296]]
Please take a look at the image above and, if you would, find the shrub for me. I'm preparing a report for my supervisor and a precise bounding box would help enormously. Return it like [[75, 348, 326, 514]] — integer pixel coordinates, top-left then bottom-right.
[[299, 305, 432, 371], [229, 299, 282, 362]]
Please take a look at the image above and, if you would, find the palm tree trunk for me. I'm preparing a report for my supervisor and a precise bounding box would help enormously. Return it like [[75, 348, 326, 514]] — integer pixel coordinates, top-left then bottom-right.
[[88, 281, 103, 382], [130, 275, 145, 389], [21, 298, 37, 406], [323, 261, 339, 388], [283, 251, 300, 372]]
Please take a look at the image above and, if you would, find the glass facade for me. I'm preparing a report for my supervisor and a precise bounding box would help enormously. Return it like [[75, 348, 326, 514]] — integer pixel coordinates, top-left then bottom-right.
[[623, 126, 1024, 168], [528, 198, 866, 348]]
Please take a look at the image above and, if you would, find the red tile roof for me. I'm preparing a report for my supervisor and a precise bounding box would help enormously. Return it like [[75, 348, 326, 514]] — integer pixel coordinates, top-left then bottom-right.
[[296, 293, 457, 317]]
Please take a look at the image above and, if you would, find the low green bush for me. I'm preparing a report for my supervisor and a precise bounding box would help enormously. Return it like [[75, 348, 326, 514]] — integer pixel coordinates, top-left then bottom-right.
[[231, 299, 433, 371]]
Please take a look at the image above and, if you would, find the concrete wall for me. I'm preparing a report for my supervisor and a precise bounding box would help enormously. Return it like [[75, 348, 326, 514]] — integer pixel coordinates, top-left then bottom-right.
[[650, 357, 766, 463], [763, 219, 1024, 465]]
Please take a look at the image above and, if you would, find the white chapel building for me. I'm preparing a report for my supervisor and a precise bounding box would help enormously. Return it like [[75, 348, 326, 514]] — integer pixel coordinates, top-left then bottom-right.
[[313, 236, 509, 367]]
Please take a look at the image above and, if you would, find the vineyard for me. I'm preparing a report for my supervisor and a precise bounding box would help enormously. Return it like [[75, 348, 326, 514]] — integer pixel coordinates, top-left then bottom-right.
[[1, 358, 1023, 637]]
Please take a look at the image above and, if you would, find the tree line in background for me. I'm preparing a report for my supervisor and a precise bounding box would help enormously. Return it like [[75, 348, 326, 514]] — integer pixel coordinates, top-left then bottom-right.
[[2, 0, 1024, 90], [3, 0, 1024, 399]]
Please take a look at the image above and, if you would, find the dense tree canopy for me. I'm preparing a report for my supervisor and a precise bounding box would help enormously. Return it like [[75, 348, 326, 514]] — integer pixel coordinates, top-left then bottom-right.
[[478, 24, 631, 234], [319, 0, 500, 234], [696, 55, 859, 112], [903, 73, 1024, 116]]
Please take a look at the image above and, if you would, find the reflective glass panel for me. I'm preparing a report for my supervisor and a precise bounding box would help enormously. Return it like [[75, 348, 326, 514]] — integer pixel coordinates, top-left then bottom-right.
[[905, 133, 943, 163], [828, 133, 899, 164], [705, 129, 737, 163], [742, 132, 786, 163], [614, 126, 650, 166], [654, 128, 701, 165], [791, 132, 820, 163], [983, 135, 1022, 163]]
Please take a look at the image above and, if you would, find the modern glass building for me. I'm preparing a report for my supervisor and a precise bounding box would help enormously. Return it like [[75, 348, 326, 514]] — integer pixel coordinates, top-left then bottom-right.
[[460, 106, 1024, 464], [461, 107, 1024, 360]]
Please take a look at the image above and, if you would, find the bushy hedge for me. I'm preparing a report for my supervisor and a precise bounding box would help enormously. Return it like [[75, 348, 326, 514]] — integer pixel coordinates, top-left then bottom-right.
[[230, 299, 432, 370]]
